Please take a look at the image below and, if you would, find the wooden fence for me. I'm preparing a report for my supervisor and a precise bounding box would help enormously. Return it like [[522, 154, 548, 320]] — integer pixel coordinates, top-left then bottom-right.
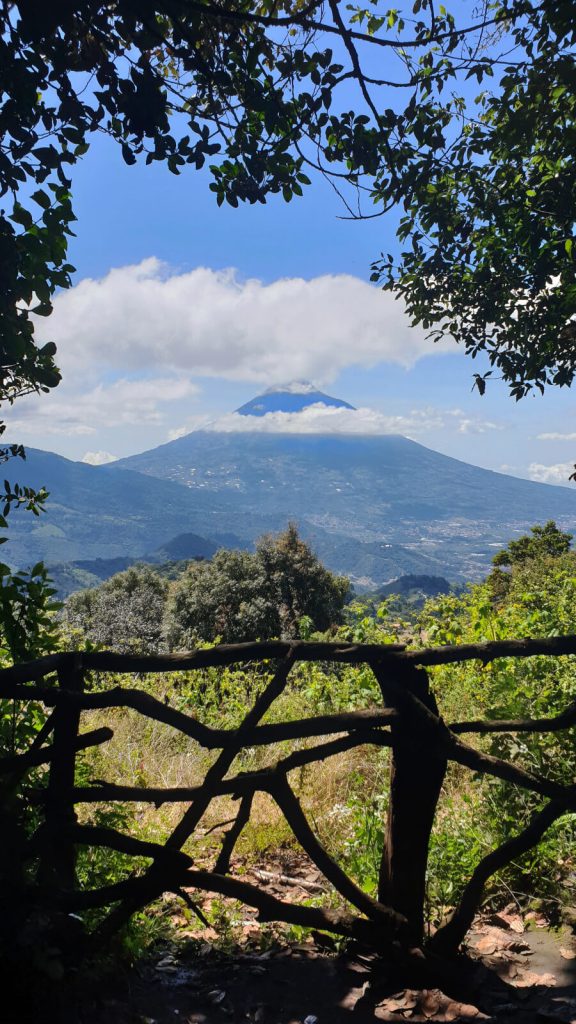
[[2, 636, 576, 961]]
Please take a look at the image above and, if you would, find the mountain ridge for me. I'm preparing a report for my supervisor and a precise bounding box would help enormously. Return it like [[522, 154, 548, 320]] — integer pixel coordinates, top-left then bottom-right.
[[110, 429, 576, 582], [7, 387, 576, 592]]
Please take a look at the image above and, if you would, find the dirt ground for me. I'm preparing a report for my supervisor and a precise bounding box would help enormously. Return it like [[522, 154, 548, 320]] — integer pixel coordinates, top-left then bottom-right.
[[18, 856, 576, 1024], [68, 907, 576, 1024]]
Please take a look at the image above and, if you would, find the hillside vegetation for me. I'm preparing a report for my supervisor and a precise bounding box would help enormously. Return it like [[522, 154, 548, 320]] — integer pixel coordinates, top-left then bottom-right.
[[63, 525, 350, 649], [10, 438, 576, 589], [3, 522, 576, 972]]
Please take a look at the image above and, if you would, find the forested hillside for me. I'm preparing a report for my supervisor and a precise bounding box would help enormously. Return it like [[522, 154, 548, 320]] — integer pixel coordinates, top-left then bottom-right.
[[9, 436, 576, 592]]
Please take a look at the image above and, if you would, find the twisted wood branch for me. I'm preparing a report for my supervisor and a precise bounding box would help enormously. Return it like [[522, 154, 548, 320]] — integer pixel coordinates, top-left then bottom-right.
[[58, 866, 403, 948], [0, 727, 112, 775], [0, 692, 396, 753], [2, 635, 576, 688], [92, 651, 299, 945], [214, 794, 253, 875], [29, 728, 392, 806], [431, 800, 570, 954], [7, 635, 576, 956]]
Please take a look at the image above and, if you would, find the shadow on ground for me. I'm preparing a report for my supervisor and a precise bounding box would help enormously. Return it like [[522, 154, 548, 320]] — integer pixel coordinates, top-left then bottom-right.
[[11, 909, 576, 1024], [24, 921, 574, 1024]]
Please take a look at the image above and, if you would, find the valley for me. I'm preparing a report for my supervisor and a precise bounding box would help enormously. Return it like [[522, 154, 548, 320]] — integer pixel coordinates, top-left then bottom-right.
[[7, 411, 576, 594]]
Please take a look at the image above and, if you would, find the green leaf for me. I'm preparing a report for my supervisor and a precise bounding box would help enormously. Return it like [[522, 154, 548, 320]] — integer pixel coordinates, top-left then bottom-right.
[[31, 190, 51, 210]]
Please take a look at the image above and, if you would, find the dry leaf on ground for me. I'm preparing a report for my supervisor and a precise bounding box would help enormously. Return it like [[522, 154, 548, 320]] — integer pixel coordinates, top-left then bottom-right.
[[491, 911, 525, 934], [443, 1000, 483, 1020], [419, 990, 443, 1018], [513, 970, 557, 988], [471, 925, 531, 956], [525, 911, 549, 929], [375, 986, 488, 1021], [376, 989, 419, 1014]]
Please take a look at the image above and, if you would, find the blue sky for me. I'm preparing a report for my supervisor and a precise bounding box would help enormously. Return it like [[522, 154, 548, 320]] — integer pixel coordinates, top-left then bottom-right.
[[9, 128, 576, 487]]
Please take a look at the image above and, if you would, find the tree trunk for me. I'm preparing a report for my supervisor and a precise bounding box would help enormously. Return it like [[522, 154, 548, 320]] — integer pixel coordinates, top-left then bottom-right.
[[375, 663, 447, 946], [39, 657, 83, 891]]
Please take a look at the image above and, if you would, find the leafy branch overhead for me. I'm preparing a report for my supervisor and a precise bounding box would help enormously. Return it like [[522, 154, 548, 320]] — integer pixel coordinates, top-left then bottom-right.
[[1, 1, 574, 404]]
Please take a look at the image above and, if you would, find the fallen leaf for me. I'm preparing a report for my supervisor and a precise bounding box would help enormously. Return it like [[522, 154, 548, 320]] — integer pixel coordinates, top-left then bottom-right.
[[242, 924, 261, 937], [374, 1009, 398, 1022], [492, 960, 518, 982], [418, 990, 442, 1018], [525, 911, 549, 929], [474, 935, 498, 955], [207, 989, 226, 1005], [492, 911, 525, 933], [377, 989, 418, 1014], [444, 1001, 481, 1020], [155, 956, 178, 973], [513, 970, 557, 988], [508, 938, 533, 953]]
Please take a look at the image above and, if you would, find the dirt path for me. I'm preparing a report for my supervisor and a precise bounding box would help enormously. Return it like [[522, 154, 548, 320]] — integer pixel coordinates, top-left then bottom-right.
[[24, 856, 576, 1024], [67, 916, 576, 1024]]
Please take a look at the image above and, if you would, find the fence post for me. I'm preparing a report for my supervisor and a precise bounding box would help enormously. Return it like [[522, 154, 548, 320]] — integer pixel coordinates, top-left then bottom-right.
[[374, 662, 447, 946], [39, 653, 84, 892]]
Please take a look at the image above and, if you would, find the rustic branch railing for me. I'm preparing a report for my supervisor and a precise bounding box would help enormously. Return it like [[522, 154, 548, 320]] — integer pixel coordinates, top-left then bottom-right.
[[3, 637, 576, 961]]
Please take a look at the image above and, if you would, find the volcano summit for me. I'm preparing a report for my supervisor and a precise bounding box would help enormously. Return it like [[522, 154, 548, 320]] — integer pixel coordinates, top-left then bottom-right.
[[235, 381, 355, 417], [8, 384, 576, 592]]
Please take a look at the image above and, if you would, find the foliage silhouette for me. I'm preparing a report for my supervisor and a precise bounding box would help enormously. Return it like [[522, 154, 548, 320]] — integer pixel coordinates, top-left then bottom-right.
[[1, 1, 574, 403]]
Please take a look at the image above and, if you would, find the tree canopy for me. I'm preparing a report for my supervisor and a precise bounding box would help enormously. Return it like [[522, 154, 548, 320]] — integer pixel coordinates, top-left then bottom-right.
[[487, 519, 573, 600], [64, 564, 168, 653], [63, 527, 349, 649], [1, 0, 575, 410], [165, 525, 349, 645], [492, 520, 573, 569]]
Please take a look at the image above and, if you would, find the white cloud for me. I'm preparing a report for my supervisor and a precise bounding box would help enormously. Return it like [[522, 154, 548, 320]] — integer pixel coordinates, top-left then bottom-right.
[[167, 417, 212, 440], [82, 450, 118, 465], [457, 417, 501, 435], [167, 425, 191, 441], [6, 376, 199, 438], [528, 461, 574, 485], [537, 432, 576, 441], [203, 403, 504, 437], [34, 259, 457, 383]]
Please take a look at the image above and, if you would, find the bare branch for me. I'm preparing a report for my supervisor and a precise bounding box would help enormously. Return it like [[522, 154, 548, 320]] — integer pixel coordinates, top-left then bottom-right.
[[53, 728, 393, 806], [0, 727, 112, 776], [214, 794, 253, 874], [268, 773, 402, 928], [432, 800, 569, 954], [61, 867, 404, 948], [451, 701, 576, 735]]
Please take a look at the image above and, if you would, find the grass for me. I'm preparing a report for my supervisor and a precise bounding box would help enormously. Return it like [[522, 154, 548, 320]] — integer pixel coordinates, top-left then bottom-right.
[[74, 663, 396, 956], [73, 655, 576, 957]]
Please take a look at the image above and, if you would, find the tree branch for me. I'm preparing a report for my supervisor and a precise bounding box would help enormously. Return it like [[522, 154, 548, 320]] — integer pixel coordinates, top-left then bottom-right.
[[451, 701, 576, 735], [214, 793, 253, 874], [268, 773, 403, 929], [52, 729, 393, 806], [431, 800, 569, 954], [92, 650, 298, 944], [0, 727, 112, 775], [60, 866, 404, 949]]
